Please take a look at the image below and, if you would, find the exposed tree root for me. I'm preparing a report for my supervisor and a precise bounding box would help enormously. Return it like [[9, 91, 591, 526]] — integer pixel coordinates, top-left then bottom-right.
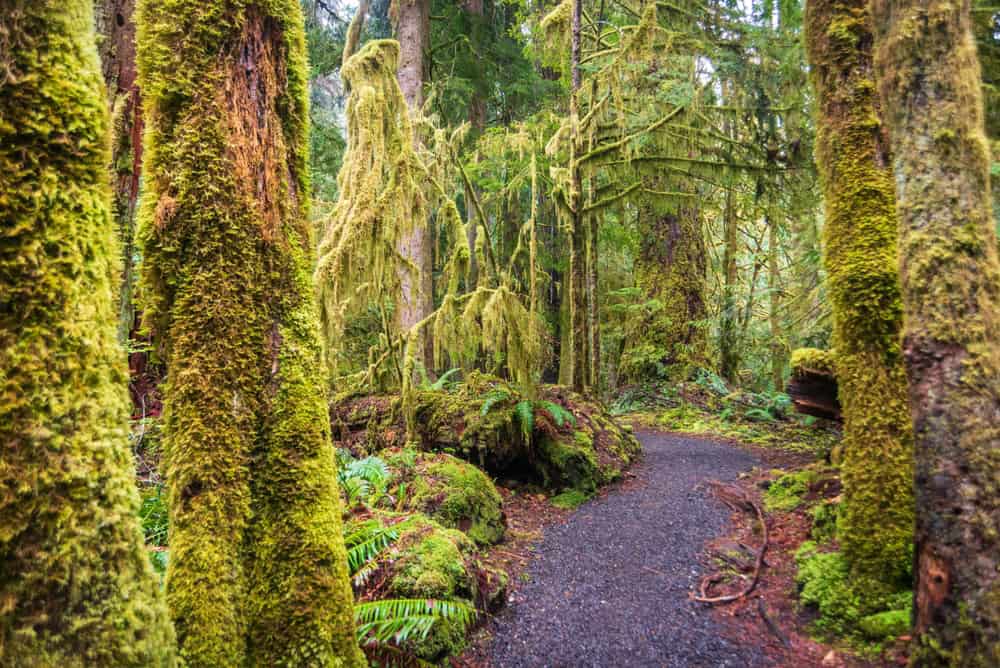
[[692, 481, 768, 604]]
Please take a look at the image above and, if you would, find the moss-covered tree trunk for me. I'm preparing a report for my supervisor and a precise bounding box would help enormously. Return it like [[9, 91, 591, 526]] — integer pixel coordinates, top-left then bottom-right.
[[872, 0, 1000, 660], [0, 1, 174, 664], [136, 2, 363, 665], [719, 181, 741, 383], [620, 199, 707, 383], [804, 0, 915, 597]]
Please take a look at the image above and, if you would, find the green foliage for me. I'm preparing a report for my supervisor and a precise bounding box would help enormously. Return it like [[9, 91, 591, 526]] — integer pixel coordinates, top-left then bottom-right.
[[344, 519, 402, 580], [539, 401, 576, 428], [355, 598, 476, 647], [139, 486, 170, 548], [764, 469, 815, 512]]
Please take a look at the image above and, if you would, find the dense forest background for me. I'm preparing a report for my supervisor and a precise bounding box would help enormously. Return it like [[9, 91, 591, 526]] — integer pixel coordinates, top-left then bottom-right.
[[2, 0, 999, 665]]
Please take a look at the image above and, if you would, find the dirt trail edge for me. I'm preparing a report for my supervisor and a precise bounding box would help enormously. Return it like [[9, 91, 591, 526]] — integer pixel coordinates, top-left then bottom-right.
[[488, 429, 766, 668]]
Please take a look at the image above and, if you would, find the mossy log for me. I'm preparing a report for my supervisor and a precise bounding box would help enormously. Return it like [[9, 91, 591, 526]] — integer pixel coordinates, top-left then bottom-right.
[[332, 376, 641, 495], [787, 348, 841, 421]]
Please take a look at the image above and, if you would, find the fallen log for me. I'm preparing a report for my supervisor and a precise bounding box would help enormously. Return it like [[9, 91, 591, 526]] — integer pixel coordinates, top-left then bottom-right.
[[787, 348, 841, 421]]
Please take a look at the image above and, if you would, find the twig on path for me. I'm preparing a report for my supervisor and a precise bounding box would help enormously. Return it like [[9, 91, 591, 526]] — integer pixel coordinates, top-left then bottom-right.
[[756, 597, 790, 647], [692, 481, 768, 604]]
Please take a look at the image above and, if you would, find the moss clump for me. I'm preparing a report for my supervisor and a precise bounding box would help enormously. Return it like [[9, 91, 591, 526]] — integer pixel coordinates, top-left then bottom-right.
[[136, 1, 362, 665], [795, 543, 912, 641], [0, 2, 174, 664], [810, 500, 840, 543], [384, 450, 506, 545], [858, 609, 910, 641], [550, 489, 593, 509], [764, 469, 816, 512]]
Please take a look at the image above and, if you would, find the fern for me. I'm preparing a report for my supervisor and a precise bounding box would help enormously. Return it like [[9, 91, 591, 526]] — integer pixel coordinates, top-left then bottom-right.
[[344, 520, 400, 576], [427, 367, 461, 391], [355, 598, 476, 645], [539, 400, 576, 428], [480, 388, 512, 416], [514, 400, 534, 439]]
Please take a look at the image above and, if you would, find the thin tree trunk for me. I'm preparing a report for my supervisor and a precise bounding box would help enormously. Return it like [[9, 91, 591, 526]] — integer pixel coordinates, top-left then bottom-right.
[[137, 2, 364, 664], [720, 183, 740, 382], [804, 0, 915, 597], [394, 0, 435, 373], [767, 206, 784, 392], [872, 0, 1000, 660], [0, 2, 173, 662], [95, 0, 142, 345]]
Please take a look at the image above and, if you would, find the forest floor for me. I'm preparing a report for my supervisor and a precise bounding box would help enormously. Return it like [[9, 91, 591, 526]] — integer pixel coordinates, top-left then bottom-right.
[[458, 428, 896, 668]]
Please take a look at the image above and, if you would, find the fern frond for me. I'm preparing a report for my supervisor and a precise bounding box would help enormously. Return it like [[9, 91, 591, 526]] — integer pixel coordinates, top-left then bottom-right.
[[539, 401, 576, 428], [355, 598, 477, 645], [514, 400, 534, 439], [480, 388, 512, 416], [344, 520, 400, 575], [428, 367, 461, 391]]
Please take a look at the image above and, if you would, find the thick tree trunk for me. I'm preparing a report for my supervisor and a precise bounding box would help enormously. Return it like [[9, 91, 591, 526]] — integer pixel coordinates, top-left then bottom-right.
[[394, 0, 435, 373], [0, 2, 173, 663], [805, 0, 915, 596], [620, 201, 707, 383], [872, 0, 1000, 661], [137, 2, 363, 664]]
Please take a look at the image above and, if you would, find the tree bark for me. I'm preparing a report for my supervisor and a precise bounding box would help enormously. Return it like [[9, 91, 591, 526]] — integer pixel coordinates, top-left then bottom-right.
[[872, 0, 1000, 660], [137, 2, 363, 664], [94, 0, 142, 344], [394, 0, 435, 373], [0, 2, 173, 662]]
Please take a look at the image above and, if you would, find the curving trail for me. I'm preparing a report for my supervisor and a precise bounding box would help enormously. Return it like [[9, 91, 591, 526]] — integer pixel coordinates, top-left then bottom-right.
[[488, 430, 765, 668]]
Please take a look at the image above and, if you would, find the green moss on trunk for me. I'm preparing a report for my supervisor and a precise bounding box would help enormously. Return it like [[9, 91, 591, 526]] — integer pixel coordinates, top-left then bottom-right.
[[872, 0, 1000, 661], [620, 203, 707, 383], [136, 1, 363, 664], [804, 0, 915, 594], [0, 2, 174, 664]]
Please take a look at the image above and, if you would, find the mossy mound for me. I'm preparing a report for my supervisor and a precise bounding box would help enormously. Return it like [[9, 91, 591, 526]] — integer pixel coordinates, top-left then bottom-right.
[[382, 449, 506, 546], [794, 542, 912, 642], [351, 512, 506, 662], [332, 374, 641, 495]]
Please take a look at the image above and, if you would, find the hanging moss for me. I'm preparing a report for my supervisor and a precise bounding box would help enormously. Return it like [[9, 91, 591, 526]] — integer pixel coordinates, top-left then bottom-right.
[[136, 1, 362, 664], [0, 2, 174, 664], [804, 0, 914, 597]]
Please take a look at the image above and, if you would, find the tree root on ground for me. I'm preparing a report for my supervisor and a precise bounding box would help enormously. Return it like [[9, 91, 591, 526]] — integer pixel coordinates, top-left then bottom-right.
[[692, 481, 768, 604]]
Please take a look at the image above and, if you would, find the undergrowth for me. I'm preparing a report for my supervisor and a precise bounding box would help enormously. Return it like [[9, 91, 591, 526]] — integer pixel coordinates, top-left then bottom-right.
[[612, 371, 840, 455]]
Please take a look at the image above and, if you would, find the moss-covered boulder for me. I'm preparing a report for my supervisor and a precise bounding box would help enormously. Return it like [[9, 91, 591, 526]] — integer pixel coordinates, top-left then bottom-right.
[[332, 374, 641, 496], [382, 449, 506, 545], [351, 512, 506, 662]]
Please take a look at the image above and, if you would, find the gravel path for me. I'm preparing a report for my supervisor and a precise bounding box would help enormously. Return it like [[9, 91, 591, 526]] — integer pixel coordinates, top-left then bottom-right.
[[488, 430, 765, 668]]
